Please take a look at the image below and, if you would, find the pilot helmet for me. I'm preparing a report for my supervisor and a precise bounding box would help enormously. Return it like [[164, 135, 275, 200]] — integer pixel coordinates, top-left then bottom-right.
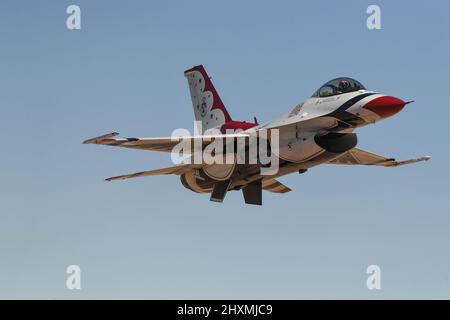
[[338, 79, 351, 91]]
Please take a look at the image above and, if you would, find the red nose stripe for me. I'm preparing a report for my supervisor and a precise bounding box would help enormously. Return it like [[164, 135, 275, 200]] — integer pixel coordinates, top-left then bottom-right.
[[363, 96, 406, 119]]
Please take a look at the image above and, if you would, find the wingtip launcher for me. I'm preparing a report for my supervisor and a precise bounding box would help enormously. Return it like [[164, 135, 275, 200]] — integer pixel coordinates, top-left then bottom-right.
[[389, 155, 431, 167], [82, 132, 120, 144]]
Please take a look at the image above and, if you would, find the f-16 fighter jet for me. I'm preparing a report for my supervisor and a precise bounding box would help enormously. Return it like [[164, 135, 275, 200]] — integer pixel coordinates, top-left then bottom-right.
[[84, 65, 430, 205]]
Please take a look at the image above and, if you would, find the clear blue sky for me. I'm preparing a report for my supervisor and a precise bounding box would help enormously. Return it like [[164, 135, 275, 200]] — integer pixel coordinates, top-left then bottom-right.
[[0, 0, 449, 299]]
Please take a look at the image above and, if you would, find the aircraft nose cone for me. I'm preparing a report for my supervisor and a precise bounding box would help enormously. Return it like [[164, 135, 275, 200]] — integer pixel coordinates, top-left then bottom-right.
[[363, 96, 406, 119]]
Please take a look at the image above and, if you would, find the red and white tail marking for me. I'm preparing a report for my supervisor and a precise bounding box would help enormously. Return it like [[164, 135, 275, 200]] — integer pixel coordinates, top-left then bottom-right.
[[184, 65, 232, 133]]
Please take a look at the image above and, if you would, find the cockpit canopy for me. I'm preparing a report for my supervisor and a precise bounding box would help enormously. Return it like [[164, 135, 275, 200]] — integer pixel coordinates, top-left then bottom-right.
[[312, 77, 366, 98]]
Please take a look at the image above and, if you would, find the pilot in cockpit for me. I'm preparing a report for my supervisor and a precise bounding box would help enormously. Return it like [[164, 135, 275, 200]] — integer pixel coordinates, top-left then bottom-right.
[[338, 79, 351, 93]]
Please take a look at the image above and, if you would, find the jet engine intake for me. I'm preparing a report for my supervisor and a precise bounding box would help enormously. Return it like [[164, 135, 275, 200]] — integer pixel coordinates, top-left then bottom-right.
[[314, 132, 357, 153]]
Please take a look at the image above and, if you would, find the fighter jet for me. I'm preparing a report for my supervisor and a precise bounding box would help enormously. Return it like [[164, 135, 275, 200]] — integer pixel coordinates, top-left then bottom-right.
[[83, 65, 430, 205]]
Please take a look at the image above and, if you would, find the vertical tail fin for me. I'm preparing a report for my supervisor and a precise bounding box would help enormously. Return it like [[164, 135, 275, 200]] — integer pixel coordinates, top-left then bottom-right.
[[184, 65, 232, 133]]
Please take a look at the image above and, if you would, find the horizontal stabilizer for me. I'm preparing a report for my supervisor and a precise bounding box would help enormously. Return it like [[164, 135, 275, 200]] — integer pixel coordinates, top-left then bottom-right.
[[262, 178, 292, 193], [105, 164, 200, 181]]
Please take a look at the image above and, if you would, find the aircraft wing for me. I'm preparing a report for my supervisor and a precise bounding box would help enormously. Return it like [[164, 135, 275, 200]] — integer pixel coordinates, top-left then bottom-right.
[[328, 148, 431, 167], [105, 164, 202, 181], [83, 132, 250, 153]]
